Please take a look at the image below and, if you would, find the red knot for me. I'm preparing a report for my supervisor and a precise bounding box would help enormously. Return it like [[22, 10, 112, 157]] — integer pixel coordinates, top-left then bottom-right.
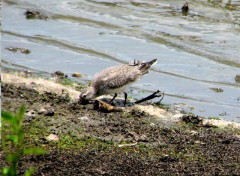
[[79, 59, 157, 106]]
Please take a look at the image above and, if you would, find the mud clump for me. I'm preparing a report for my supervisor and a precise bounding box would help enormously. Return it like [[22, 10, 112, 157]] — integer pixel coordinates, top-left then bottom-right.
[[1, 82, 240, 175], [51, 71, 67, 79], [25, 10, 48, 20], [72, 73, 83, 78], [182, 114, 204, 125], [5, 47, 31, 54], [235, 74, 240, 82], [210, 87, 224, 93]]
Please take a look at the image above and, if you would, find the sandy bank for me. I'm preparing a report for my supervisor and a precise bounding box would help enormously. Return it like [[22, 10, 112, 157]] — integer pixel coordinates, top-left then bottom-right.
[[2, 72, 240, 129]]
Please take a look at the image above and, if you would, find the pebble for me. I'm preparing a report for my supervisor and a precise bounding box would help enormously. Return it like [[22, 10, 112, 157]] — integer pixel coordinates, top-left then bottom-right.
[[45, 110, 55, 116], [235, 75, 240, 82], [25, 10, 48, 20], [26, 110, 37, 117], [5, 47, 31, 54], [46, 134, 59, 141], [78, 116, 90, 121], [118, 142, 138, 147], [72, 73, 83, 77]]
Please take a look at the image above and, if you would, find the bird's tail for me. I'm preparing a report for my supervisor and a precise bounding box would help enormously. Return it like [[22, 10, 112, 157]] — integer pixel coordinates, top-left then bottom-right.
[[138, 59, 157, 74]]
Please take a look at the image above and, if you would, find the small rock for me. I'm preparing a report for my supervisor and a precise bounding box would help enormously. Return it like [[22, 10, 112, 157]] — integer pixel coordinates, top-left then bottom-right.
[[25, 10, 48, 20], [150, 123, 156, 127], [182, 115, 204, 125], [38, 106, 54, 116], [194, 140, 205, 145], [46, 134, 59, 141], [235, 74, 240, 82], [53, 71, 64, 77], [51, 71, 67, 78], [26, 110, 37, 117], [235, 135, 240, 139], [72, 73, 83, 78], [220, 139, 231, 144], [22, 70, 34, 76], [118, 142, 138, 147], [159, 154, 178, 162], [20, 48, 31, 54], [25, 10, 40, 19], [137, 134, 148, 142], [78, 116, 90, 121], [5, 47, 17, 52], [38, 107, 47, 114], [45, 110, 55, 116], [5, 47, 31, 54], [190, 130, 198, 135], [128, 131, 139, 140]]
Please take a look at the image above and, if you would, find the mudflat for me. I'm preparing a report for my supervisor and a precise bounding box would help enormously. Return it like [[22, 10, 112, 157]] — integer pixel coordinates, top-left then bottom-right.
[[1, 73, 240, 176]]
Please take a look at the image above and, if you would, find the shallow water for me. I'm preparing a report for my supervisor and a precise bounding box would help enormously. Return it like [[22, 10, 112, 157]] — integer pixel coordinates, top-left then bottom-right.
[[2, 0, 240, 122]]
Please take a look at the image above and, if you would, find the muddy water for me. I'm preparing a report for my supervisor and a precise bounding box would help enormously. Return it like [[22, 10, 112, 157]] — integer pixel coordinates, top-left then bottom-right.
[[2, 0, 240, 122]]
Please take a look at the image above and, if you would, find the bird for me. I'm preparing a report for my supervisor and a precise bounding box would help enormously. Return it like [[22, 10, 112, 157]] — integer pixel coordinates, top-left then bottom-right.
[[79, 59, 157, 106], [181, 2, 189, 15]]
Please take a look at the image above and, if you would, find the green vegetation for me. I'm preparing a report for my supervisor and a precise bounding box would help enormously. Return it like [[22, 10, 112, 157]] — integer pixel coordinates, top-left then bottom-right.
[[154, 102, 171, 110], [208, 116, 221, 120], [122, 111, 133, 118], [59, 77, 88, 90], [59, 77, 75, 87], [58, 135, 114, 150], [1, 105, 46, 176]]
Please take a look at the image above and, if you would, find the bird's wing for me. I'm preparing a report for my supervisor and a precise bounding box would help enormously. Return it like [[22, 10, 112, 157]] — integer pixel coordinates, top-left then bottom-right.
[[93, 65, 141, 90]]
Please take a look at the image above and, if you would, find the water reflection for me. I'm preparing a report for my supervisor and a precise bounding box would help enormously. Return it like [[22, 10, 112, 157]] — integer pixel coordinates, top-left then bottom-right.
[[2, 0, 240, 121]]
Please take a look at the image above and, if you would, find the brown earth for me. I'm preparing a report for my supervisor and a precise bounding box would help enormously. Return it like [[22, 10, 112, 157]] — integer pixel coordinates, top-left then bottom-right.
[[1, 74, 240, 176]]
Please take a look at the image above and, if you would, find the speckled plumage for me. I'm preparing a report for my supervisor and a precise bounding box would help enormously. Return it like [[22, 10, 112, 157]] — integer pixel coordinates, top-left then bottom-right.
[[79, 59, 157, 104], [93, 65, 142, 95]]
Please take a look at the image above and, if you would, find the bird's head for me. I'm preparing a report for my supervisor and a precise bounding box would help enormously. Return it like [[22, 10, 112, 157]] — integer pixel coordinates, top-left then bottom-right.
[[78, 87, 96, 104], [138, 59, 157, 74]]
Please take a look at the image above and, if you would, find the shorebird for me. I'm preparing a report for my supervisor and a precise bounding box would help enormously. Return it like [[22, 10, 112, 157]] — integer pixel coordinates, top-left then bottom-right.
[[79, 59, 157, 106], [182, 2, 189, 15]]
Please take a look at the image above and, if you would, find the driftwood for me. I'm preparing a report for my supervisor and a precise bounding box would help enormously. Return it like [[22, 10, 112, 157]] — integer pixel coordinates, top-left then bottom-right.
[[79, 90, 165, 110], [93, 99, 123, 112], [134, 90, 164, 104]]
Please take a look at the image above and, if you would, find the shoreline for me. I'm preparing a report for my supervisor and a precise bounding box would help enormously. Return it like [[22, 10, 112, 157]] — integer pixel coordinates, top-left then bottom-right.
[[2, 72, 240, 128], [1, 72, 240, 175]]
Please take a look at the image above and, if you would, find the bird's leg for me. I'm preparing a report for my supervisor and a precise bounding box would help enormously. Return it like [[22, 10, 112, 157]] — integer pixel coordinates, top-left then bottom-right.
[[124, 92, 128, 106], [109, 93, 117, 104]]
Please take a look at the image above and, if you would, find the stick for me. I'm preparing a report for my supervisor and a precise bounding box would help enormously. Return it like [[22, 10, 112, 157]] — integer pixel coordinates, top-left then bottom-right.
[[134, 90, 164, 104]]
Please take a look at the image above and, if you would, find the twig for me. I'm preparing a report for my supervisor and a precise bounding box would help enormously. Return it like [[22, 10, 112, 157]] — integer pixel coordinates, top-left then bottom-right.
[[157, 91, 165, 104], [134, 90, 164, 104]]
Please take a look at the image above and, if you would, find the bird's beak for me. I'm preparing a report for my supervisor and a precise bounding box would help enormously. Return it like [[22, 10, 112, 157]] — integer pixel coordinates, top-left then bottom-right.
[[147, 59, 157, 67]]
